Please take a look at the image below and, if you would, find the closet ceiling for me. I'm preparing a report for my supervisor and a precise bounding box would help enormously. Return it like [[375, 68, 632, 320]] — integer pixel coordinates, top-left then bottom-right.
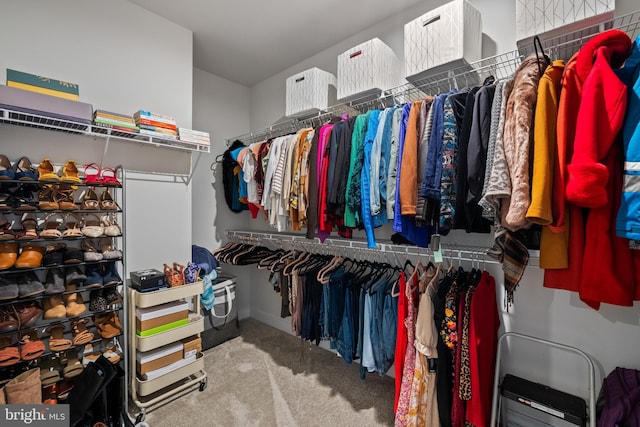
[[129, 0, 425, 86]]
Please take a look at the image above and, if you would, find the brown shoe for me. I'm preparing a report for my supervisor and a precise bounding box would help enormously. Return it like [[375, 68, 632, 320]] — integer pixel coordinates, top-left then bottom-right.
[[0, 242, 18, 270], [15, 244, 45, 268], [0, 307, 19, 332], [63, 284, 86, 317], [94, 312, 121, 339], [42, 296, 66, 320], [12, 302, 43, 327]]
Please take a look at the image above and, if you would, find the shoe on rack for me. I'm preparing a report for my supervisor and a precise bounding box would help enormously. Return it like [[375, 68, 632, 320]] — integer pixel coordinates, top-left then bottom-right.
[[81, 239, 103, 262], [44, 268, 65, 295], [14, 243, 45, 268], [0, 276, 19, 300], [103, 286, 121, 305], [99, 237, 122, 260], [17, 271, 45, 298], [38, 158, 59, 182], [63, 284, 86, 317], [65, 266, 86, 286], [89, 289, 107, 312], [0, 155, 14, 180], [59, 160, 82, 184], [19, 329, 45, 361], [55, 185, 77, 211], [71, 318, 94, 346], [83, 163, 102, 185], [12, 156, 38, 181], [100, 167, 121, 187], [40, 213, 64, 239], [80, 189, 99, 210], [4, 367, 42, 404], [63, 354, 84, 379], [94, 312, 121, 339], [16, 212, 39, 240], [11, 184, 37, 211], [84, 264, 103, 289], [0, 242, 19, 270], [102, 262, 122, 287], [63, 248, 84, 265], [43, 243, 67, 267], [46, 323, 72, 352], [0, 306, 19, 332], [38, 184, 59, 210], [12, 301, 43, 328], [43, 296, 66, 320], [0, 335, 20, 367], [0, 214, 17, 241], [61, 213, 83, 238], [98, 189, 118, 210], [101, 338, 122, 364]]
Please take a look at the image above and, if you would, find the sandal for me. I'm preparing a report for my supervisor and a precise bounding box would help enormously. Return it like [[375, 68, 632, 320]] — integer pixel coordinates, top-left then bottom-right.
[[82, 343, 101, 365], [101, 167, 121, 187], [19, 329, 45, 360], [94, 312, 121, 339], [38, 184, 59, 210], [12, 157, 38, 181], [40, 213, 64, 239], [99, 190, 118, 210], [71, 318, 94, 345], [12, 185, 37, 211], [102, 338, 122, 364], [17, 213, 39, 240], [81, 239, 103, 261], [83, 163, 102, 185], [81, 214, 104, 238], [54, 185, 77, 210], [38, 158, 59, 182], [0, 155, 14, 180], [46, 323, 73, 352], [80, 189, 99, 210], [0, 335, 20, 367], [59, 160, 82, 184], [0, 214, 16, 241], [101, 214, 121, 237], [62, 213, 83, 238], [63, 354, 84, 379], [40, 367, 61, 387]]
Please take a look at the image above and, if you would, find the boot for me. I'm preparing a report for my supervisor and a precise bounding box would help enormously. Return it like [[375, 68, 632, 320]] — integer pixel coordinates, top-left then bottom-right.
[[67, 355, 116, 427], [0, 242, 18, 270], [106, 364, 125, 427], [43, 295, 66, 319], [64, 284, 86, 317], [4, 368, 41, 404]]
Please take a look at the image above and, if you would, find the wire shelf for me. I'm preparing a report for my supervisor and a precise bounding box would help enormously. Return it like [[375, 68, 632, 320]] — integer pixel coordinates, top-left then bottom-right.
[[519, 9, 640, 60], [0, 108, 210, 154]]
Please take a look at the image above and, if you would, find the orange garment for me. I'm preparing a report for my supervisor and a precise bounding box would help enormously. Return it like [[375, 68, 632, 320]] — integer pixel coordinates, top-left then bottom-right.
[[399, 100, 424, 216]]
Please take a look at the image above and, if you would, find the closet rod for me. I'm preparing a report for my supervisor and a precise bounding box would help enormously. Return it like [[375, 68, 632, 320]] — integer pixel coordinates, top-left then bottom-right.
[[224, 230, 507, 266]]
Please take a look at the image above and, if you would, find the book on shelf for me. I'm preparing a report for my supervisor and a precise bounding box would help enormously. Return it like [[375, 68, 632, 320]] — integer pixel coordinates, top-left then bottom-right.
[[94, 117, 139, 130], [136, 118, 177, 130], [7, 68, 79, 96], [94, 109, 135, 123], [178, 127, 210, 138], [134, 109, 176, 124], [93, 122, 138, 133], [6, 81, 79, 101], [180, 136, 210, 145], [139, 124, 177, 135], [138, 128, 178, 140]]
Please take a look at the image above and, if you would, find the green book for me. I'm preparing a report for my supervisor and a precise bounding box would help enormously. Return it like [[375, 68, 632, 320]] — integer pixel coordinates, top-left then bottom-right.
[[7, 68, 79, 96], [136, 318, 189, 337]]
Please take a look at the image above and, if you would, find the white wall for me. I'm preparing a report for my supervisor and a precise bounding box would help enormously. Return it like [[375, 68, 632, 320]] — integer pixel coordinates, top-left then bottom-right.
[[241, 0, 640, 400], [0, 0, 194, 280], [191, 67, 252, 319]]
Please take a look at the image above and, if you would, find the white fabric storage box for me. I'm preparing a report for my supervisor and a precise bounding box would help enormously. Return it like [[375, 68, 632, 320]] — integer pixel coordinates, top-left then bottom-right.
[[337, 38, 401, 102], [285, 67, 336, 118], [404, 0, 482, 82], [516, 0, 615, 43]]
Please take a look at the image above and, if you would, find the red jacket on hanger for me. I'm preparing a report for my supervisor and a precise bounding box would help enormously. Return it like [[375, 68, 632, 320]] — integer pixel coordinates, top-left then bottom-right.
[[558, 30, 635, 308]]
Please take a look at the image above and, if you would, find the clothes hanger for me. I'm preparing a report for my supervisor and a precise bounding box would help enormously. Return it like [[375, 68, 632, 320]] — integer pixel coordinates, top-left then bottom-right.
[[534, 35, 551, 76]]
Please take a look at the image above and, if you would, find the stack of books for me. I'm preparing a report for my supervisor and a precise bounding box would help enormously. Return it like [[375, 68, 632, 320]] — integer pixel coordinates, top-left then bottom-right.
[[93, 110, 139, 132], [178, 128, 210, 146], [7, 69, 79, 101], [134, 110, 178, 140]]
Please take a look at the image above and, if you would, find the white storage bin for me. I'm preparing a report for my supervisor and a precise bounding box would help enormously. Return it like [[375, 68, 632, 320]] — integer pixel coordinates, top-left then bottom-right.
[[516, 0, 615, 43], [404, 0, 482, 82], [337, 38, 401, 102], [285, 67, 336, 118]]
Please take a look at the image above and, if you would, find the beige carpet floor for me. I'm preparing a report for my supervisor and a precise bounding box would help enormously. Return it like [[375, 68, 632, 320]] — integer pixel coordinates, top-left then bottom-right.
[[141, 318, 395, 427]]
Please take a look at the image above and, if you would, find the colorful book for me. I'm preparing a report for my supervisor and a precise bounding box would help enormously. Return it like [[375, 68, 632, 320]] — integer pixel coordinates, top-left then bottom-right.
[[93, 122, 138, 133], [6, 81, 79, 101], [136, 119, 177, 130], [7, 69, 79, 96], [139, 128, 178, 140], [134, 109, 175, 122], [94, 117, 139, 129], [138, 124, 177, 134], [178, 127, 210, 138], [94, 110, 135, 123]]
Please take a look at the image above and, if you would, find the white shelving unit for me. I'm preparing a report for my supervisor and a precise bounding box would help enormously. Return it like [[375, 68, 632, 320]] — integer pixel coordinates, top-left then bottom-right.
[[128, 281, 207, 423]]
